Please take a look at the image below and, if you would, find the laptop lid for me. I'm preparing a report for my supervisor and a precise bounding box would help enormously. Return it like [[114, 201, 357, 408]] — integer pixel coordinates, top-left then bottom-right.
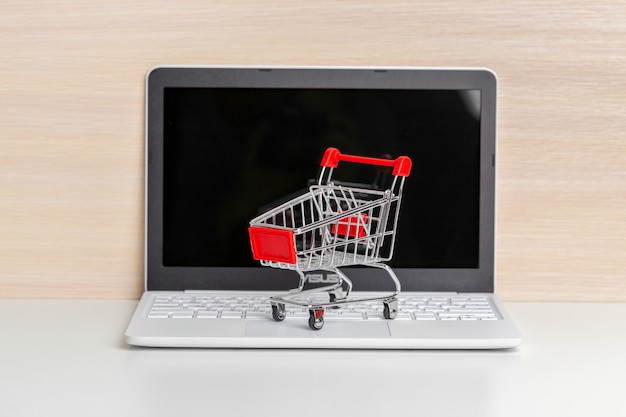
[[145, 66, 497, 294]]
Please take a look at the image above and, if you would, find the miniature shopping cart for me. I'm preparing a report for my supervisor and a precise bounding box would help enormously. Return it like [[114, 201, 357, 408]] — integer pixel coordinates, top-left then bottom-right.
[[248, 147, 412, 330]]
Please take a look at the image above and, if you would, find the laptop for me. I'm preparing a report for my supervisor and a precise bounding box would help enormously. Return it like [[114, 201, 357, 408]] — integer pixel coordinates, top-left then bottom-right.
[[125, 65, 522, 349]]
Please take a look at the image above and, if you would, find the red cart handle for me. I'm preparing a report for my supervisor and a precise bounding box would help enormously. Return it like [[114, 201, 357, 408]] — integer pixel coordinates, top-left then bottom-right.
[[320, 147, 412, 177]]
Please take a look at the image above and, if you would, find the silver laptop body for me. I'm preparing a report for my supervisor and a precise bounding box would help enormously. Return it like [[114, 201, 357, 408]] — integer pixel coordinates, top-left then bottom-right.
[[125, 66, 521, 349]]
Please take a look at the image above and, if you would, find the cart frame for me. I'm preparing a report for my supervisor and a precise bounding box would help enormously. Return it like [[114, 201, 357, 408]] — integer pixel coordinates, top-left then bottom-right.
[[249, 147, 412, 330]]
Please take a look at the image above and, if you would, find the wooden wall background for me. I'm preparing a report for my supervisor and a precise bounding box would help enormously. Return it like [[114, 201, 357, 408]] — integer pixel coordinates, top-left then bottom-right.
[[1, 0, 624, 301]]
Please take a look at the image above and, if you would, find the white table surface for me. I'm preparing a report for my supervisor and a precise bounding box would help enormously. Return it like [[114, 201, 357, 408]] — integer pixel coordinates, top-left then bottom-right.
[[0, 299, 624, 417]]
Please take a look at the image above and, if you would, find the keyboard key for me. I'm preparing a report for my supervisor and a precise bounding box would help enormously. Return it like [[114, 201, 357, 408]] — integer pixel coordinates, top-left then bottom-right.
[[196, 311, 219, 319], [244, 311, 270, 319], [439, 313, 461, 319], [324, 311, 365, 320], [447, 309, 494, 314], [220, 311, 244, 319], [148, 312, 170, 318], [171, 312, 194, 318]]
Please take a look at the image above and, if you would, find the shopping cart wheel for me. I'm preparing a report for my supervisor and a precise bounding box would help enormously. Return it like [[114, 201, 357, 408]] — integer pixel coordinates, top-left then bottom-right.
[[271, 303, 286, 321], [308, 308, 325, 330], [383, 298, 398, 320]]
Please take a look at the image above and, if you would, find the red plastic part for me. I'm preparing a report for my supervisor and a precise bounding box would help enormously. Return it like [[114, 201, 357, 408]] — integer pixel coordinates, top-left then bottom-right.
[[331, 213, 368, 238], [248, 226, 297, 264], [320, 147, 412, 177]]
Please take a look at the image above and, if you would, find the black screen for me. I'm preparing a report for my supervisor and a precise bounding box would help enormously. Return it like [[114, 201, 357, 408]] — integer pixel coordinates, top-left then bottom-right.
[[162, 88, 481, 269]]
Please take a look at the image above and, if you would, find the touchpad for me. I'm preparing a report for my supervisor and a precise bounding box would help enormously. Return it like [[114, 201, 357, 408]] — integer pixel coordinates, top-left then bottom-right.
[[245, 319, 390, 338]]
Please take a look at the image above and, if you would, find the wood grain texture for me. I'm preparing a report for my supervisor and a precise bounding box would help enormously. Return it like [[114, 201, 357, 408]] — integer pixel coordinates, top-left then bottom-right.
[[1, 0, 624, 300]]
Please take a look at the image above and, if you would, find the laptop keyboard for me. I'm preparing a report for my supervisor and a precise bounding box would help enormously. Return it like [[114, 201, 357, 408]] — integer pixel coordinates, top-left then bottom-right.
[[147, 293, 500, 321]]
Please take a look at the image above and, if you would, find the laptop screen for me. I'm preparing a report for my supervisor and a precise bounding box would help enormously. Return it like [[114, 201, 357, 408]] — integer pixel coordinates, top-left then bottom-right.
[[147, 67, 496, 293]]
